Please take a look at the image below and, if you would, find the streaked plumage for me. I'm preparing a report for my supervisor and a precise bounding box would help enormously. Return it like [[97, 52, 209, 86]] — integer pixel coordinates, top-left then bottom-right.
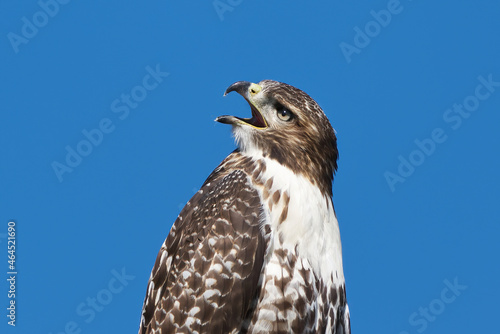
[[139, 80, 350, 333]]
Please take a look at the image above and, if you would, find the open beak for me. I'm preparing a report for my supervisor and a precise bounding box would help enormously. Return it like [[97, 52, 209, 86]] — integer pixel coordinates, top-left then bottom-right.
[[216, 81, 268, 129]]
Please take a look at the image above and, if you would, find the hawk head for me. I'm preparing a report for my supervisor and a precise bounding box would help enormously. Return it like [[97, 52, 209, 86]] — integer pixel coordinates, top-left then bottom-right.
[[217, 80, 338, 197]]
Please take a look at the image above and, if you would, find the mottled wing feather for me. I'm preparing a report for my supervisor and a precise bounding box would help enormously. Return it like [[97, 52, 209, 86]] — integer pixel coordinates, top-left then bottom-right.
[[332, 284, 350, 334], [336, 302, 350, 334], [139, 170, 266, 333]]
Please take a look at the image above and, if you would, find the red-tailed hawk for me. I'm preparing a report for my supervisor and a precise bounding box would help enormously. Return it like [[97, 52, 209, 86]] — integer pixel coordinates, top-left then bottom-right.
[[139, 80, 350, 333]]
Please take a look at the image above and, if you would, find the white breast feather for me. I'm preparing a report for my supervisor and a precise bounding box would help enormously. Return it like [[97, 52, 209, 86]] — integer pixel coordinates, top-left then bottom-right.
[[244, 149, 345, 286]]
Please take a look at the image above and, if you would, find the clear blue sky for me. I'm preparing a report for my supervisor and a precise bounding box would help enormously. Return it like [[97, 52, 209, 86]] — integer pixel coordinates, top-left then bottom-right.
[[1, 1, 499, 333]]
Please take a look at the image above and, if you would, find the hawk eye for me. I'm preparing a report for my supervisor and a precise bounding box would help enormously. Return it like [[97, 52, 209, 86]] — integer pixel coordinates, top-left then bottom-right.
[[277, 108, 293, 122]]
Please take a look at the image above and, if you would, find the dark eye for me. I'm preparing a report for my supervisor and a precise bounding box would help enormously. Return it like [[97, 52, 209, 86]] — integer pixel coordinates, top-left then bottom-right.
[[277, 108, 293, 122]]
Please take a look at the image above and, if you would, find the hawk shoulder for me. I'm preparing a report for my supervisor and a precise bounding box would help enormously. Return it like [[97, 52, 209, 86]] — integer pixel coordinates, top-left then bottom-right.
[[139, 167, 268, 333]]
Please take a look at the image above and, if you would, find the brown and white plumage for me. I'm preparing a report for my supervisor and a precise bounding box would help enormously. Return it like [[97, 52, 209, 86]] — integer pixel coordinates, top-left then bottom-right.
[[139, 80, 350, 333]]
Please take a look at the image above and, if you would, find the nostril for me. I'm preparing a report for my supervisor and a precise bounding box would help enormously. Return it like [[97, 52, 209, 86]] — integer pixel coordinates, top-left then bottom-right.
[[249, 83, 262, 95]]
